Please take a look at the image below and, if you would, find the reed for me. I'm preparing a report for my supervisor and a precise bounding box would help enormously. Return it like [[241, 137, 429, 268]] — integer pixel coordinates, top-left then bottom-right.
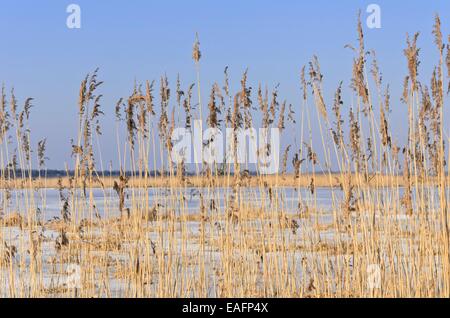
[[0, 13, 449, 298]]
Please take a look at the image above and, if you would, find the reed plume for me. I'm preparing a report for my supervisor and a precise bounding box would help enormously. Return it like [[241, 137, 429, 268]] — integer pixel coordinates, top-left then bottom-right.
[[404, 33, 420, 92], [309, 57, 327, 119], [347, 11, 369, 107], [183, 84, 194, 129], [331, 82, 344, 148]]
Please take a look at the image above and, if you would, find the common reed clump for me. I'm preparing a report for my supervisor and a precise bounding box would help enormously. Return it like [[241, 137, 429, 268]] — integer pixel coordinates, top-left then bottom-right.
[[1, 13, 450, 299]]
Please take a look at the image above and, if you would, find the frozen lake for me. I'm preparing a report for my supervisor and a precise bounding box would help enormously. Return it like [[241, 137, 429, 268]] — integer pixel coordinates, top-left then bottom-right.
[[2, 187, 349, 221]]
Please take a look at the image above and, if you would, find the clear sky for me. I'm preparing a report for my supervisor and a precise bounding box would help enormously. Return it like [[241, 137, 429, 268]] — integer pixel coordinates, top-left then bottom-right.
[[0, 0, 449, 169]]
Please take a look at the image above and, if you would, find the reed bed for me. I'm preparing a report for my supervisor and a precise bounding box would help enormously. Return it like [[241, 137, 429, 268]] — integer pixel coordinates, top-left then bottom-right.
[[0, 14, 450, 298]]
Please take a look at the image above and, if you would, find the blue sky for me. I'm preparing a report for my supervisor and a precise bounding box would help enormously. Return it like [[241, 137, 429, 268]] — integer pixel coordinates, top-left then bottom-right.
[[0, 0, 449, 169]]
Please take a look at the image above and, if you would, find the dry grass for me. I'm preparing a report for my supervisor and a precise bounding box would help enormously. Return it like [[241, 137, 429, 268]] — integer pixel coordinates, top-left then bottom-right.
[[3, 174, 449, 189], [0, 13, 450, 298]]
